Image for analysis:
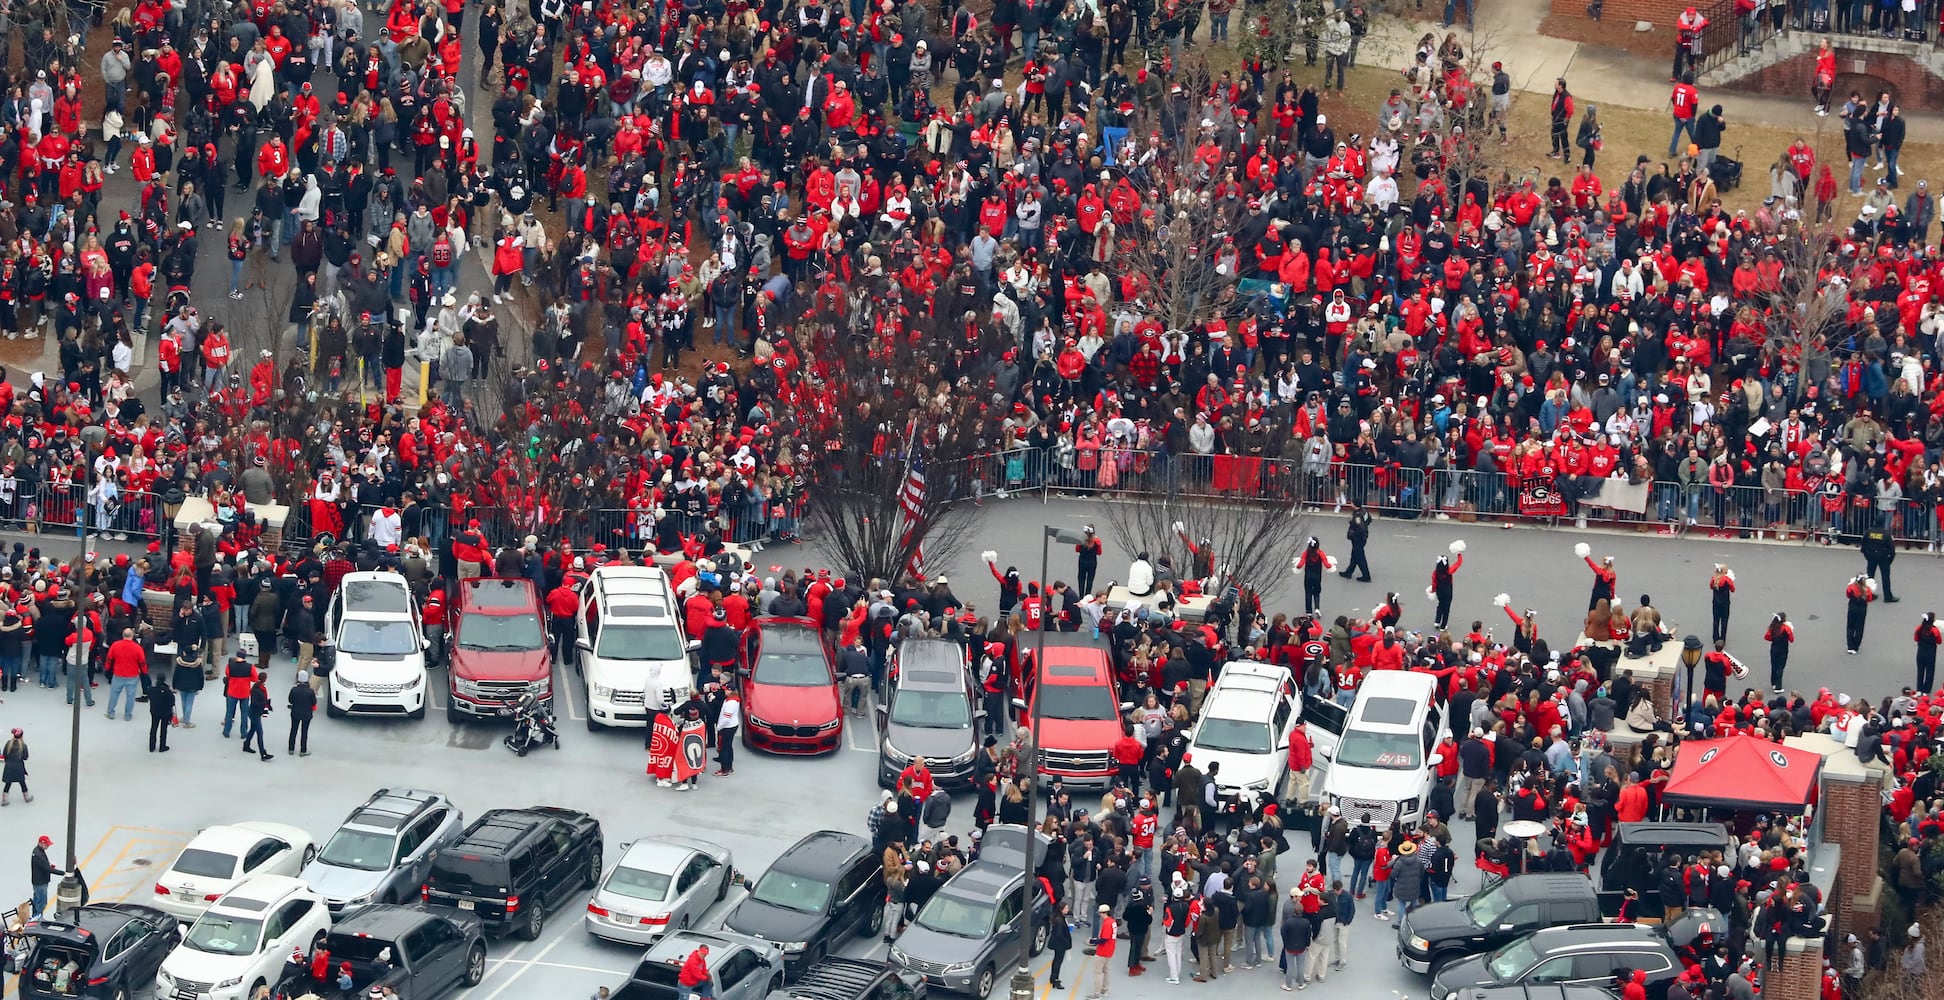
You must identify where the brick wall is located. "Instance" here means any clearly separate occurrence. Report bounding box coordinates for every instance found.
[1725,50,1944,110]
[1549,0,1675,32]
[1762,936,1826,1000]
[1821,768,1889,941]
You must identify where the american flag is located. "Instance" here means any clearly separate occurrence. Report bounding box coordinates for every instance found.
[898,458,928,578]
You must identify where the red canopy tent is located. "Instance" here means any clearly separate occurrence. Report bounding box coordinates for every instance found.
[1660,735,1823,814]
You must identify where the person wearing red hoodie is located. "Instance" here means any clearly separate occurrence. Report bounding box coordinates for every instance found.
[677,945,712,998]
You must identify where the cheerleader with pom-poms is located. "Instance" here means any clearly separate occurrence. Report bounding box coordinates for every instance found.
[1576,542,1616,610]
[1292,537,1336,615]
[1429,540,1465,631]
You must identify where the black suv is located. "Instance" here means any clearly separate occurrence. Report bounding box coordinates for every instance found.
[1398,873,1601,975]
[423,806,604,940]
[722,831,884,977]
[1428,909,1726,1000]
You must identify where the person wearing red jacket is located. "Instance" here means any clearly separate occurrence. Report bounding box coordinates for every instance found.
[677,945,712,998]
[545,583,579,664]
[1287,726,1314,804]
[104,628,148,720]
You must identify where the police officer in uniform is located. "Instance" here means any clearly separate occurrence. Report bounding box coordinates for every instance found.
[1861,523,1899,602]
[1338,502,1372,582]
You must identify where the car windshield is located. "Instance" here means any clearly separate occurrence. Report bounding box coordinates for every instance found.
[344,580,413,615]
[1487,938,1541,980]
[754,650,830,686]
[1037,684,1117,721]
[748,872,832,914]
[458,613,546,652]
[182,913,265,956]
[595,624,687,661]
[1194,716,1274,753]
[914,895,996,938]
[339,620,418,656]
[604,864,674,902]
[1333,729,1421,770]
[171,848,239,879]
[1462,881,1513,926]
[317,828,396,872]
[890,690,972,729]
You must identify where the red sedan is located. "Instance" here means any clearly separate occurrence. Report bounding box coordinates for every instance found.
[739,616,843,754]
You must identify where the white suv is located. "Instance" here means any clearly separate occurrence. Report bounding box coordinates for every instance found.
[156,874,331,1000]
[1186,661,1303,800]
[1321,669,1445,830]
[326,571,428,719]
[577,565,695,730]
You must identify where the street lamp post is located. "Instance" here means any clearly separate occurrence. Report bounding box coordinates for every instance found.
[1012,525,1089,1000]
[1677,634,1703,719]
[58,449,103,917]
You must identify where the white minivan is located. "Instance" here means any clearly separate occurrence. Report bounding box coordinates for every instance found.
[577,565,695,730]
[326,571,428,719]
[1320,670,1445,830]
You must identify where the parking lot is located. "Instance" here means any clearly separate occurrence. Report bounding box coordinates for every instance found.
[0,642,1462,1000]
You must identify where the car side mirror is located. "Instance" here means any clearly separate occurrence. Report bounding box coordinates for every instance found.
[1428,752,1445,767]
[575,637,593,652]
[686,639,702,653]
[1118,701,1134,712]
[1011,697,1027,712]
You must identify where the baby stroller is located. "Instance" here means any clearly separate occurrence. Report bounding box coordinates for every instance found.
[1708,144,1744,191]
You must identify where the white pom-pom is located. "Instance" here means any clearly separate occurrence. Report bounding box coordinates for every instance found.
[1865,578,1878,595]
[1426,586,1438,603]
[1574,542,1592,559]
[1291,555,1305,575]
[1494,593,1511,608]
[1725,569,1736,582]
[981,550,999,564]
[1324,556,1338,572]
[1449,540,1466,555]
[1172,521,1186,534]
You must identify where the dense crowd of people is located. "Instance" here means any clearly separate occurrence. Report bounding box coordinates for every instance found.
[0,0,1936,995]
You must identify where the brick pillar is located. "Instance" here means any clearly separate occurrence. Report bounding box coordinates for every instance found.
[1649,672,1674,721]
[1822,766,1889,940]
[1761,936,1827,1000]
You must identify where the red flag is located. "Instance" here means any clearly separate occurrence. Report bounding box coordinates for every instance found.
[673,720,708,782]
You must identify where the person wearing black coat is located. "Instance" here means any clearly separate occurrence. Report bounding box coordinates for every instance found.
[1278,906,1312,988]
[1047,901,1074,989]
[287,672,318,756]
[241,678,274,761]
[147,680,176,752]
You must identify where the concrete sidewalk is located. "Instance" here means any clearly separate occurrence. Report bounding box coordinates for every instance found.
[1362,0,1944,142]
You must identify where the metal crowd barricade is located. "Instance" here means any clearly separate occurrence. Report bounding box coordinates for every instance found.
[12,485,168,542]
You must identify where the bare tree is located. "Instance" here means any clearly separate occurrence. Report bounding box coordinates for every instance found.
[1098,472,1311,616]
[802,324,986,583]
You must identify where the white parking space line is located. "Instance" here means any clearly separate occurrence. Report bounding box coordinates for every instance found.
[494,959,633,976]
[556,662,586,721]
[481,934,570,1000]
[844,717,877,754]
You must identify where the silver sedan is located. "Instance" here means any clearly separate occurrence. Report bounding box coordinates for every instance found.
[584,835,736,945]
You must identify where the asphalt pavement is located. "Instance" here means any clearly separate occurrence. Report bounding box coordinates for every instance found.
[0,505,1928,1000]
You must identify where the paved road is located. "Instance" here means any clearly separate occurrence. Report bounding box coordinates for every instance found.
[809,497,1940,702]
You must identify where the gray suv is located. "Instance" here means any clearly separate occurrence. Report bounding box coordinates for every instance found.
[887,861,1049,997]
[877,639,982,789]
[302,788,465,911]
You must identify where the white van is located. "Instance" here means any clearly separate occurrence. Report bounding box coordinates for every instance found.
[576,565,695,730]
[1320,670,1445,830]
[1186,661,1303,800]
[326,571,428,718]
